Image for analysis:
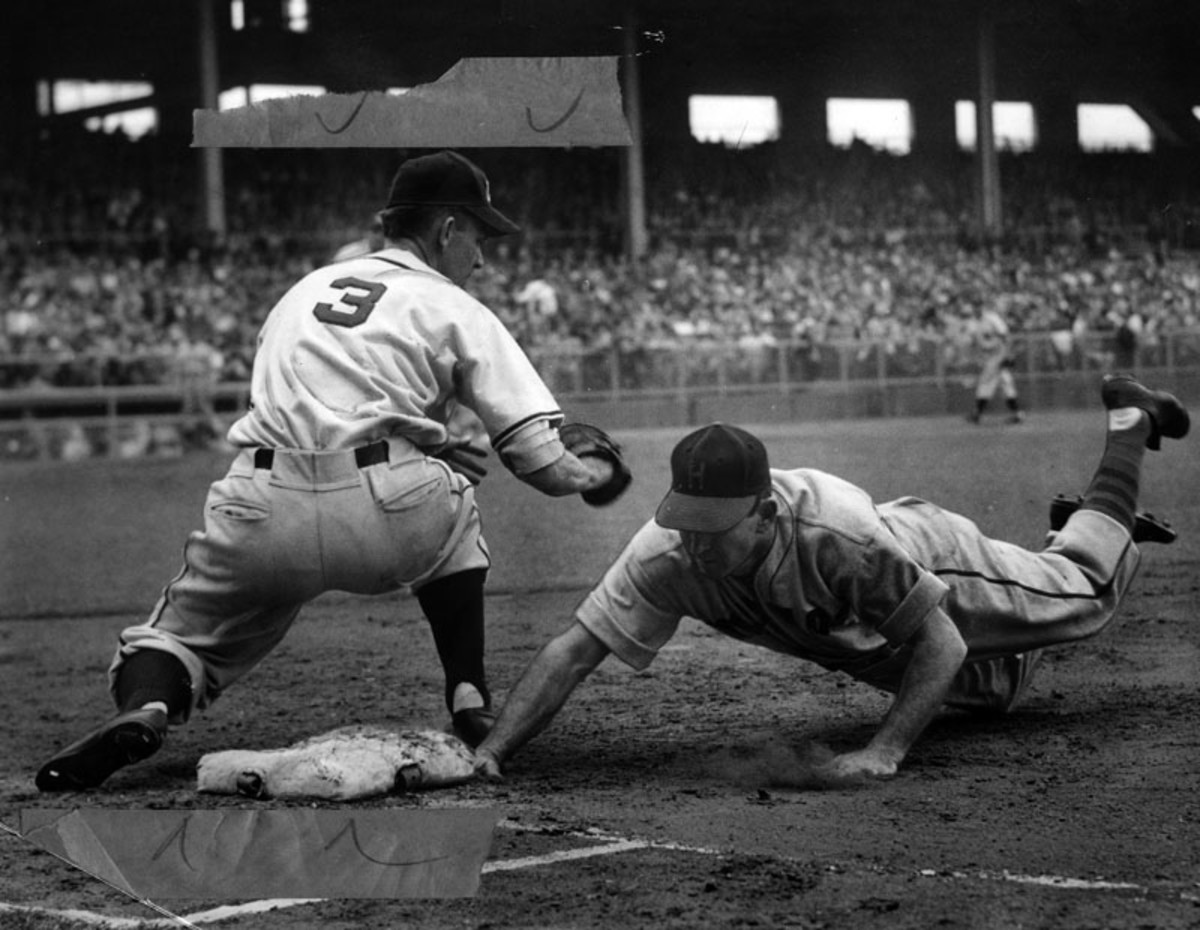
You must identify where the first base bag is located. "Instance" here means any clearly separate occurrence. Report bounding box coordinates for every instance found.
[196,725,475,801]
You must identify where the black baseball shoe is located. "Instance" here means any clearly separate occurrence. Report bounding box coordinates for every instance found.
[449,682,495,748]
[36,707,168,792]
[1101,374,1190,450]
[1049,493,1177,545]
[451,707,497,749]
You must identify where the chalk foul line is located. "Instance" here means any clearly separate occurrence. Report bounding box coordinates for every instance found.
[3,818,1195,927]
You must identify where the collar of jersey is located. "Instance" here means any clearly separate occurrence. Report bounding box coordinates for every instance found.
[371,247,448,282]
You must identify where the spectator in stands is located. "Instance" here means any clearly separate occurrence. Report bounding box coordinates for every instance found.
[4,137,1200,408]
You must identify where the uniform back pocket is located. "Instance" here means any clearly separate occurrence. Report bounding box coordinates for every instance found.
[370,461,447,513]
[211,501,270,521]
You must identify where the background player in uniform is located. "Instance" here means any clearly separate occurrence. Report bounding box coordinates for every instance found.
[36,150,631,792]
[966,304,1024,424]
[474,375,1188,782]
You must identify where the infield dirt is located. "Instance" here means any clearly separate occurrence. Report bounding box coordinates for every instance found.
[2,410,1197,928]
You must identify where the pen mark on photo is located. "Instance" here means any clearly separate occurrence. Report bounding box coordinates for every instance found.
[526,88,584,133]
[316,92,370,134]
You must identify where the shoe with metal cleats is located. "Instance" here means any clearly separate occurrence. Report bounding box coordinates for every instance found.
[449,682,494,749]
[36,707,168,792]
[1100,374,1190,450]
[1049,493,1177,545]
[451,707,497,749]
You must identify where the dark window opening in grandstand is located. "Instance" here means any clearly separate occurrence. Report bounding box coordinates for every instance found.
[1078,104,1152,152]
[827,98,911,154]
[955,101,1036,152]
[688,95,781,148]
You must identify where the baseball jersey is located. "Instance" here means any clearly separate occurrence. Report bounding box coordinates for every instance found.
[227,248,562,464]
[973,309,1010,355]
[577,468,1136,694]
[577,469,950,680]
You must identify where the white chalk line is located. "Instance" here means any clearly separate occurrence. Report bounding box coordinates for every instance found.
[978,870,1196,900]
[0,899,321,929]
[4,819,1195,927]
[987,871,1144,892]
[481,819,724,873]
[481,837,654,873]
[918,868,1160,894]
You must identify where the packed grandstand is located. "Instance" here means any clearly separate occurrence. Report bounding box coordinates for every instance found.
[3,130,1199,400]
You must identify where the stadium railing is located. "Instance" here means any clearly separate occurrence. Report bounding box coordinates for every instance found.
[525,328,1200,396]
[2,329,1198,459]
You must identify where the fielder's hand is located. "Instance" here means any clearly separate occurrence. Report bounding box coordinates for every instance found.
[473,748,503,782]
[823,748,899,781]
[435,441,490,485]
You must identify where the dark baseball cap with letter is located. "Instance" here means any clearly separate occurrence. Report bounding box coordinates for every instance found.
[655,424,772,533]
[383,150,520,237]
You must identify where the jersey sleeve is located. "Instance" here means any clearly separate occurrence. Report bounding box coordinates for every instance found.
[811,523,949,648]
[786,471,949,649]
[448,299,563,455]
[496,417,565,476]
[576,521,684,670]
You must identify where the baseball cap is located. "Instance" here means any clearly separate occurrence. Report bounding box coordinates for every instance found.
[383,150,520,237]
[654,424,771,533]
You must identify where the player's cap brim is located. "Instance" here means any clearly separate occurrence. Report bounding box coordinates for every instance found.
[654,491,757,533]
[463,203,521,237]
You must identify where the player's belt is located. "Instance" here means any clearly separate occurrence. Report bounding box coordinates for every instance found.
[253,440,390,471]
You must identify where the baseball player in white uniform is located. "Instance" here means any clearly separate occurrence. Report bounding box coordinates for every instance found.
[474,375,1188,782]
[967,305,1024,424]
[37,151,630,792]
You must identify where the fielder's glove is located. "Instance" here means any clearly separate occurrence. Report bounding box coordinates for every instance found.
[558,422,633,506]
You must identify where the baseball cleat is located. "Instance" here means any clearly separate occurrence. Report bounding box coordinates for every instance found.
[1100,374,1190,450]
[450,681,494,748]
[36,707,167,792]
[451,707,496,749]
[1049,494,1177,544]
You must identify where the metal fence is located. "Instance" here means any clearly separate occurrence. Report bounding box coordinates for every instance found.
[527,328,1200,400]
[2,328,1199,460]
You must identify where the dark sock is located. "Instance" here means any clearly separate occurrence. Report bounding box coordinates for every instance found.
[1005,397,1020,412]
[416,569,490,712]
[114,650,192,717]
[975,399,988,415]
[1079,411,1151,533]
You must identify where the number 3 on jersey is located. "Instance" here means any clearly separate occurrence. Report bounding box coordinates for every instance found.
[313,277,386,327]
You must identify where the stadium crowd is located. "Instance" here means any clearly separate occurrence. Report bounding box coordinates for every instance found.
[3,130,1200,393]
